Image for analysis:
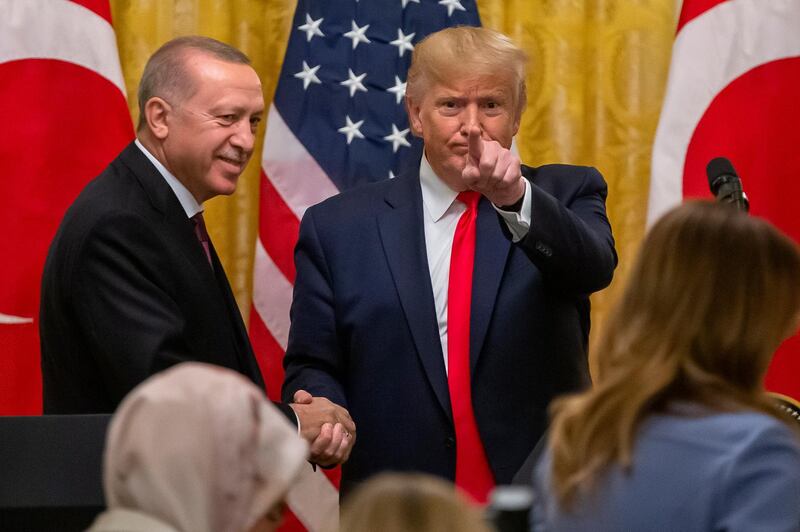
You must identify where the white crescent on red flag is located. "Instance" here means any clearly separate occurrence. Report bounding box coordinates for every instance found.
[649,0,800,399]
[0,0,133,414]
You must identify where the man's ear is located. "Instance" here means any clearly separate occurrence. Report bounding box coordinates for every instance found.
[143,97,171,140]
[405,96,423,138]
[512,112,521,138]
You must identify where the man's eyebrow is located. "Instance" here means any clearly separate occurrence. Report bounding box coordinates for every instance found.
[477,89,508,98]
[208,105,264,116]
[434,94,465,102]
[208,106,239,115]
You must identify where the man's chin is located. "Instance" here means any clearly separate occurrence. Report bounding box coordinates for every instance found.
[433,165,468,191]
[209,175,240,197]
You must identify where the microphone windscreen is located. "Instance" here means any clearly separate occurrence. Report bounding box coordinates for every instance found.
[706,157,738,194]
[706,157,739,196]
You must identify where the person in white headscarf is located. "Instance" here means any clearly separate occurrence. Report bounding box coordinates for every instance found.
[88,362,309,532]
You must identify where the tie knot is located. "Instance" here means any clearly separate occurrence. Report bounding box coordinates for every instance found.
[456,191,480,210]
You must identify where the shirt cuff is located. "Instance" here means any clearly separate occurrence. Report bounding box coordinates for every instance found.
[493,179,532,242]
[290,405,302,434]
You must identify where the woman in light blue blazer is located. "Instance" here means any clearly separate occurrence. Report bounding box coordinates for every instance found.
[532,201,800,532]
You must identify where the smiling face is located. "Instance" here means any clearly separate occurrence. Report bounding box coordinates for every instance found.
[406,75,521,191]
[159,51,264,203]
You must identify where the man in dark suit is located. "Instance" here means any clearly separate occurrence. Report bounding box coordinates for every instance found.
[40,36,354,465]
[282,26,617,499]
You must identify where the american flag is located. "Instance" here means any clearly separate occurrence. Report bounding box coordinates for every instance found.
[249,0,480,529]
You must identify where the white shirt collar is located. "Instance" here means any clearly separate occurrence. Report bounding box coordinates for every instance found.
[135,139,203,218]
[419,152,459,223]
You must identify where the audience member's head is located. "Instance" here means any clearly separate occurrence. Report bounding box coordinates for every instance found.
[548,201,800,505]
[88,363,308,532]
[339,473,492,532]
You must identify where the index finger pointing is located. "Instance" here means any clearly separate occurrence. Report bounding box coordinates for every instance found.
[467,126,482,163]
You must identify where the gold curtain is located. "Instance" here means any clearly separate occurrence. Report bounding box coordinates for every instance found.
[110,0,296,323]
[479,0,677,373]
[110,0,678,372]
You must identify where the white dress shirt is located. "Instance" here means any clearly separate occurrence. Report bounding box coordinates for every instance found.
[419,153,532,372]
[135,139,203,219]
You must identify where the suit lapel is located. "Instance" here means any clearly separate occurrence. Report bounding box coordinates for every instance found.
[119,142,220,287]
[208,241,265,388]
[378,175,452,420]
[119,142,264,386]
[470,199,511,372]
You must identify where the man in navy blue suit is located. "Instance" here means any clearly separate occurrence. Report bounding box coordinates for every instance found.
[283,26,617,500]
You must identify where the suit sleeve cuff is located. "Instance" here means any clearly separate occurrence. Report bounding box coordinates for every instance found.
[493,179,532,242]
[274,400,301,434]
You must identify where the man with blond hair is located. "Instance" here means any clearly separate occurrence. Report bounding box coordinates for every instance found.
[283,26,617,500]
[41,36,354,466]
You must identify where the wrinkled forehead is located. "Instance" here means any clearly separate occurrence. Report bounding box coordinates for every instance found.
[411,61,523,109]
[431,75,516,96]
[180,55,263,106]
[185,52,259,85]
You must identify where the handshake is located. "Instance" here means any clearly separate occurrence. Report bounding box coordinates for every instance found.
[290,390,356,466]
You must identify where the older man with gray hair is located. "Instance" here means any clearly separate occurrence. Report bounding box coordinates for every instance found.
[41,36,355,466]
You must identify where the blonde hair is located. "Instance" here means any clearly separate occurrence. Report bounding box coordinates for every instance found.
[548,201,800,507]
[137,36,251,131]
[339,473,491,532]
[406,26,528,117]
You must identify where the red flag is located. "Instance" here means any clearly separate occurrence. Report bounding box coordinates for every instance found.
[0,0,133,414]
[649,0,800,399]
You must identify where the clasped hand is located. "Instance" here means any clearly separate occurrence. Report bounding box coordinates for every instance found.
[290,390,356,467]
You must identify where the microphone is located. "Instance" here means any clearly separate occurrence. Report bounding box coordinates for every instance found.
[485,485,534,532]
[706,157,749,212]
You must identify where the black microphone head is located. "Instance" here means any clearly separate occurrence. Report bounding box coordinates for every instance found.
[706,157,738,195]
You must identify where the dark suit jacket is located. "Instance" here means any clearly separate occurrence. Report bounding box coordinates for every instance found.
[282,163,616,494]
[40,142,281,416]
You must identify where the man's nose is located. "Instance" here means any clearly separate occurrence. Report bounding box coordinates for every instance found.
[230,120,256,152]
[460,103,480,135]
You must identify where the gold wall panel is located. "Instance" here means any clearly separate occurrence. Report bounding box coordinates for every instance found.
[479,0,677,373]
[110,0,296,322]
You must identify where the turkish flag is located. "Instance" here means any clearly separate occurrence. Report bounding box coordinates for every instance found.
[0,0,133,414]
[649,0,800,399]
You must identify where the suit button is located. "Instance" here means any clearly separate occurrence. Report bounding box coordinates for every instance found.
[445,437,455,449]
[535,241,553,257]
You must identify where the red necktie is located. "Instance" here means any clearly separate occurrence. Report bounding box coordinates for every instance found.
[191,213,213,266]
[447,191,495,504]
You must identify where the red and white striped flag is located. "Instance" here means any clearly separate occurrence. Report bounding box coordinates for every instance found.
[649,0,800,399]
[250,104,342,532]
[0,0,133,414]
